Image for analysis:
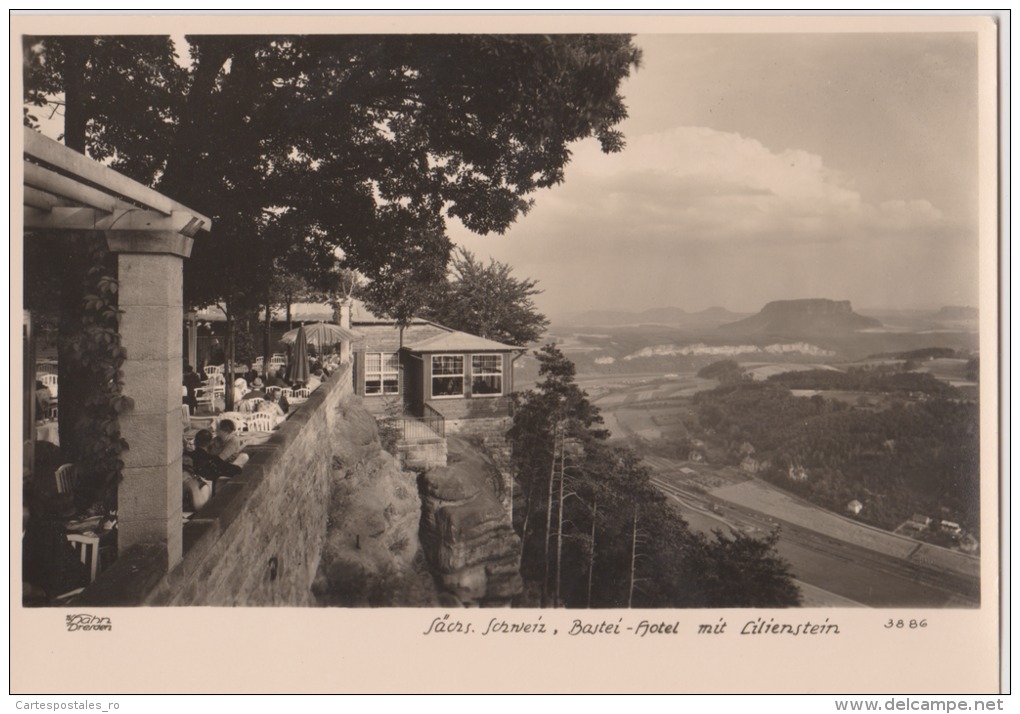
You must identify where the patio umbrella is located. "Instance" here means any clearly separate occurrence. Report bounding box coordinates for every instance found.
[287,324,310,386]
[281,321,353,349]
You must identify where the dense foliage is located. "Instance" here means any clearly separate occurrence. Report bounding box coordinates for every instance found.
[24,33,639,477]
[690,381,979,531]
[510,345,800,608]
[767,368,957,396]
[423,248,549,346]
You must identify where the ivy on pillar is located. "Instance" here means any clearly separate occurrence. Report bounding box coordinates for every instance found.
[106,230,194,569]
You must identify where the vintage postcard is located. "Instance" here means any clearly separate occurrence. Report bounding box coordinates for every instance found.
[10,13,1004,694]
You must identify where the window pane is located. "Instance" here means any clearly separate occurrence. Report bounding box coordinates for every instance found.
[382,377,399,394]
[432,355,464,375]
[432,376,464,397]
[366,353,381,371]
[382,353,399,371]
[365,378,382,395]
[472,354,501,374]
[472,375,502,395]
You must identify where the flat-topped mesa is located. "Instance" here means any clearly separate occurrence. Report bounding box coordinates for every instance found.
[721,298,881,335]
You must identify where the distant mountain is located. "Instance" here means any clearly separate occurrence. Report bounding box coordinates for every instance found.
[936,305,978,320]
[560,306,746,328]
[720,299,881,335]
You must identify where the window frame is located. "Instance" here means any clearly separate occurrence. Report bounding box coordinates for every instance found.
[364,351,400,396]
[470,353,504,397]
[430,353,465,399]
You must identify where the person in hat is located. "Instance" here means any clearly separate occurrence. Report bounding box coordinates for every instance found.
[241,376,266,401]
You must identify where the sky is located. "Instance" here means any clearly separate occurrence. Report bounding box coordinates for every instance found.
[451,33,981,317]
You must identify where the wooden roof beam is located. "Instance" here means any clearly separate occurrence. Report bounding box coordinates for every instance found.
[23,127,212,231]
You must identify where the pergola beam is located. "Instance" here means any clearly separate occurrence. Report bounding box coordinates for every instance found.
[24,186,76,212]
[23,127,212,229]
[25,161,130,214]
[25,207,207,235]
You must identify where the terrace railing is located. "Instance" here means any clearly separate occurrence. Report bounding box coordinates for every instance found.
[401,403,445,440]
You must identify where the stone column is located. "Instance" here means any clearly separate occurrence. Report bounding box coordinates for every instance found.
[106,230,194,568]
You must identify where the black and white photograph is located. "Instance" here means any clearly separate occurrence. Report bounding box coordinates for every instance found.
[12,12,1004,695]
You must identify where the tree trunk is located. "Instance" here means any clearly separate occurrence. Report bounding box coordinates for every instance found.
[224,313,235,412]
[587,498,597,609]
[628,506,638,609]
[542,425,557,608]
[554,444,565,608]
[54,38,92,465]
[519,481,533,561]
[263,301,272,380]
[285,296,292,331]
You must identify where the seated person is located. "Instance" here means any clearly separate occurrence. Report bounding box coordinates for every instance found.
[209,419,243,463]
[190,429,243,488]
[232,377,248,403]
[278,390,290,415]
[241,376,266,401]
[183,364,203,412]
[271,367,290,388]
[306,368,323,392]
[34,381,52,420]
[258,391,286,418]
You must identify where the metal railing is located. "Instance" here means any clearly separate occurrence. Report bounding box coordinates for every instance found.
[401,403,445,440]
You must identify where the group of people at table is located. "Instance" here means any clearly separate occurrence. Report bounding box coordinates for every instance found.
[180,360,330,513]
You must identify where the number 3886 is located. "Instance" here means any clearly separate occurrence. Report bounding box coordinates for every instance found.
[884,619,927,629]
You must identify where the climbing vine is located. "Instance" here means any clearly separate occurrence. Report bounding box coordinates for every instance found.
[65,236,132,508]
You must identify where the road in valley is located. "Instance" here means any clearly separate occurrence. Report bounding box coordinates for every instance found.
[588,372,981,608]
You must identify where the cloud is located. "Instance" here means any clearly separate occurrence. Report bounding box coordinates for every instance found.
[543,126,945,246]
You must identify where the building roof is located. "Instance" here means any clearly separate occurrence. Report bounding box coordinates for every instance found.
[404,330,522,353]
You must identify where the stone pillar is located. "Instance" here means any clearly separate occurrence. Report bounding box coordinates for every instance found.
[106,231,194,568]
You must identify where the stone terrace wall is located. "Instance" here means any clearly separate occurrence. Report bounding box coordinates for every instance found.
[80,363,352,606]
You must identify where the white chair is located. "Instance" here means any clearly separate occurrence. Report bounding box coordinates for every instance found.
[40,373,58,398]
[281,387,294,399]
[265,386,282,398]
[206,373,225,387]
[66,533,101,583]
[292,387,311,400]
[205,365,223,376]
[45,402,59,420]
[217,412,248,432]
[246,412,274,432]
[194,387,214,412]
[55,463,78,495]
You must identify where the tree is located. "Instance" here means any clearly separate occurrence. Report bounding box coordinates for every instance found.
[25,34,642,310]
[425,247,550,346]
[24,34,642,465]
[509,345,801,608]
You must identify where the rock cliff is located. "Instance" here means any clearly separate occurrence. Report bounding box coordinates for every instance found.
[418,438,523,606]
[312,395,440,607]
[721,298,881,335]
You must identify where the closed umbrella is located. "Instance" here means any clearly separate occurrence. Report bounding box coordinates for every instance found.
[287,324,310,386]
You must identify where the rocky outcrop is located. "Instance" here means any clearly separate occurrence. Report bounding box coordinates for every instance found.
[313,395,440,607]
[419,439,522,606]
[721,298,881,335]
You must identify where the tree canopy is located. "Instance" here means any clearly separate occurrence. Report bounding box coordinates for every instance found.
[24,34,642,315]
[509,345,801,608]
[419,247,550,346]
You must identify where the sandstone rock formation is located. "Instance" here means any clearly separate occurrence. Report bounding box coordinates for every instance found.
[419,438,522,606]
[721,298,881,335]
[313,394,440,607]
